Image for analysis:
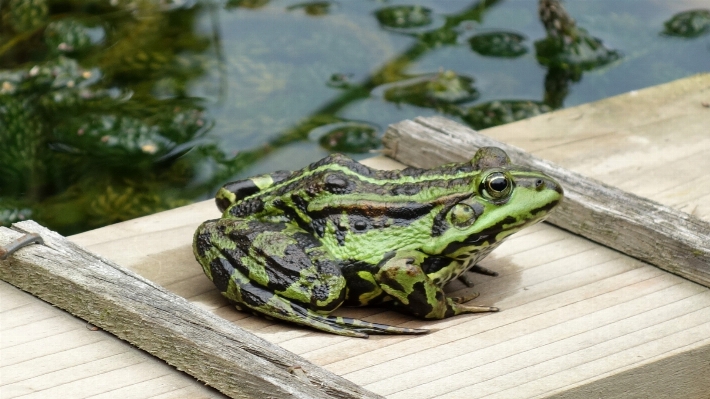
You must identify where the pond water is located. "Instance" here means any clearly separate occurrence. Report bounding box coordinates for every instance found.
[1,0,709,235]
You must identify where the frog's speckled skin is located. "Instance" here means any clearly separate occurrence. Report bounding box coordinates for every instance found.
[193,148,563,337]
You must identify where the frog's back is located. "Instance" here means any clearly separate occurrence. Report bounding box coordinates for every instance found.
[216,153,481,223]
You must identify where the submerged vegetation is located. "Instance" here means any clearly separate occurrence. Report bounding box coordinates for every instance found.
[0,0,217,233]
[0,0,707,234]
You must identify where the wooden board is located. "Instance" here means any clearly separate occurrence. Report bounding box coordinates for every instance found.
[1,280,225,399]
[0,221,383,399]
[2,73,710,398]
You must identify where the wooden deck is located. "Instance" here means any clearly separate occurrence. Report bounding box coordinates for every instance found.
[2,73,710,398]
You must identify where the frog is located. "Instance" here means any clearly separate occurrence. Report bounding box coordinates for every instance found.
[193,147,563,338]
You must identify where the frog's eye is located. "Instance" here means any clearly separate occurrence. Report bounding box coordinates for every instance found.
[450,203,477,228]
[481,172,512,200]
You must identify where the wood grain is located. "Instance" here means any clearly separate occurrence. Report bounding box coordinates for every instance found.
[0,221,383,399]
[382,116,710,289]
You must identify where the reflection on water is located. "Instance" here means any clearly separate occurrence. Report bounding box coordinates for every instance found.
[0,0,708,234]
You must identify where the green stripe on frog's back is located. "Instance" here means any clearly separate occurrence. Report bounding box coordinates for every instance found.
[264,155,479,200]
[223,155,486,237]
[220,155,462,202]
[223,154,560,233]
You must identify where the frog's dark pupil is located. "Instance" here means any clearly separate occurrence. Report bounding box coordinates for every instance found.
[354,220,367,230]
[489,176,508,192]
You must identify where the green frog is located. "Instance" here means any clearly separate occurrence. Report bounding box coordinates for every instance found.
[193,147,562,338]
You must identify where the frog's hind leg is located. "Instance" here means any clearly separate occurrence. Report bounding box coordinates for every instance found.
[229,279,429,338]
[195,218,427,338]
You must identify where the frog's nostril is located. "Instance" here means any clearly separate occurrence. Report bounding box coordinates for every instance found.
[535,179,545,189]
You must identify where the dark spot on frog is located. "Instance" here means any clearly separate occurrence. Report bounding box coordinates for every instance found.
[530,199,560,216]
[237,282,272,308]
[312,218,327,237]
[194,225,217,257]
[290,194,309,213]
[324,173,352,194]
[382,278,406,295]
[440,215,516,252]
[262,258,302,292]
[349,214,370,233]
[383,203,434,225]
[230,179,256,195]
[335,226,347,246]
[311,283,331,304]
[292,231,320,250]
[446,178,467,189]
[209,257,235,293]
[421,256,453,275]
[394,281,434,318]
[341,266,381,305]
[218,179,260,211]
[229,197,265,217]
[391,184,421,196]
[272,198,312,233]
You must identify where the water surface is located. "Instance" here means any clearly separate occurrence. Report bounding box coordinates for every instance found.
[1,0,708,234]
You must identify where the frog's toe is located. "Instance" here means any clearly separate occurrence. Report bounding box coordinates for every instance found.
[456,303,499,314]
[467,264,499,277]
[294,310,430,337]
[328,316,430,336]
[457,273,476,287]
[450,292,480,304]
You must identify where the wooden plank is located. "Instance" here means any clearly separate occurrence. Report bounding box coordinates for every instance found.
[0,282,225,399]
[542,343,710,399]
[381,116,710,289]
[0,221,383,399]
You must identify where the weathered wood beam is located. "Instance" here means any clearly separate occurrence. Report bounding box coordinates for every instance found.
[0,221,383,399]
[382,116,710,288]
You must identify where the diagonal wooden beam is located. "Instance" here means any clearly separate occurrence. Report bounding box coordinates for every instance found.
[0,220,383,399]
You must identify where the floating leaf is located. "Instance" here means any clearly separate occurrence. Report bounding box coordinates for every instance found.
[375,6,433,30]
[463,100,551,129]
[663,9,710,38]
[469,31,528,58]
[310,122,380,153]
[384,70,478,108]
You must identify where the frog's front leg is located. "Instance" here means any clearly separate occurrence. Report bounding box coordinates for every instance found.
[376,250,499,319]
[457,264,499,287]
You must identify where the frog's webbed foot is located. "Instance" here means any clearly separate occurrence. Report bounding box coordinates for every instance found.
[457,264,499,287]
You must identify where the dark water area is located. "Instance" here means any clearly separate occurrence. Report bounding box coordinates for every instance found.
[1,0,709,235]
